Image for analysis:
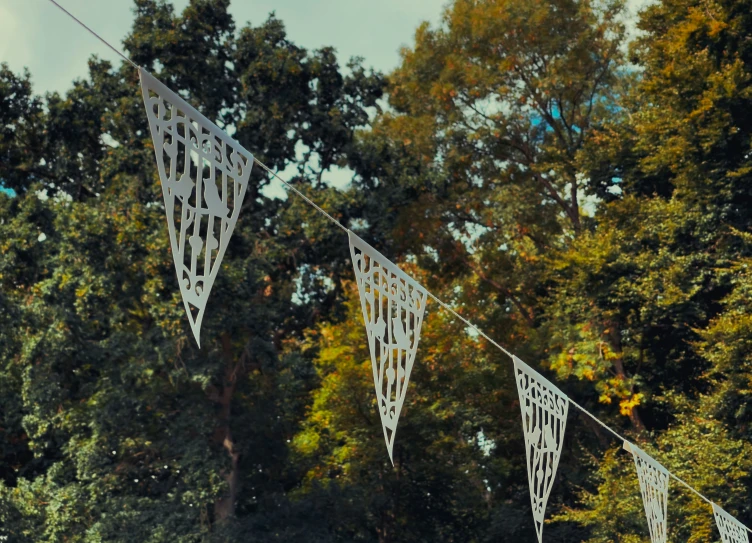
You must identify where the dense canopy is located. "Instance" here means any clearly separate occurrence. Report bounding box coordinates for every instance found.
[1,0,751,541]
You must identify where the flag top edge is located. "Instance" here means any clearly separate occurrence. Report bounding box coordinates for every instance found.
[512,355,569,401]
[138,68,254,163]
[348,230,428,296]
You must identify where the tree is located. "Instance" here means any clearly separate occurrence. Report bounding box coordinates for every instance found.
[285,4,630,540]
[344,0,633,427]
[544,0,752,537]
[3,0,752,540]
[336,0,752,539]
[0,0,383,540]
[292,280,534,543]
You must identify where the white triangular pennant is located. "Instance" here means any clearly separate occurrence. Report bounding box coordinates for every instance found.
[139,69,253,347]
[348,231,428,464]
[624,442,669,543]
[714,503,750,543]
[513,356,569,543]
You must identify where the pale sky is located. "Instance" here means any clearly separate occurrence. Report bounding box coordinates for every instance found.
[0,0,447,96]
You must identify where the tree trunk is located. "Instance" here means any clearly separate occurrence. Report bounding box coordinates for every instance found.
[608,325,647,434]
[214,334,242,521]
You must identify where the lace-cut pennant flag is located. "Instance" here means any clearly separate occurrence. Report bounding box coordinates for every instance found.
[139,69,253,347]
[624,442,669,543]
[714,503,750,543]
[513,356,569,543]
[348,231,428,464]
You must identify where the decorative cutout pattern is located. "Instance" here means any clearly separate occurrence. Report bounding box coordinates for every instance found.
[625,442,669,543]
[714,504,749,543]
[349,231,428,464]
[140,69,253,347]
[513,356,569,543]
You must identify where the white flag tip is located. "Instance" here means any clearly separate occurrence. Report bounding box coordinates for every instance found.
[383,425,396,466]
[534,520,544,543]
[182,300,204,348]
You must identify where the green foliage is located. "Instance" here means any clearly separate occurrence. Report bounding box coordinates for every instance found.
[0,1,383,540]
[2,0,752,540]
[292,282,525,542]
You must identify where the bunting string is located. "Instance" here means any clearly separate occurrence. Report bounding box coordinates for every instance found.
[40,0,752,537]
[48,0,139,70]
[248,94,752,538]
